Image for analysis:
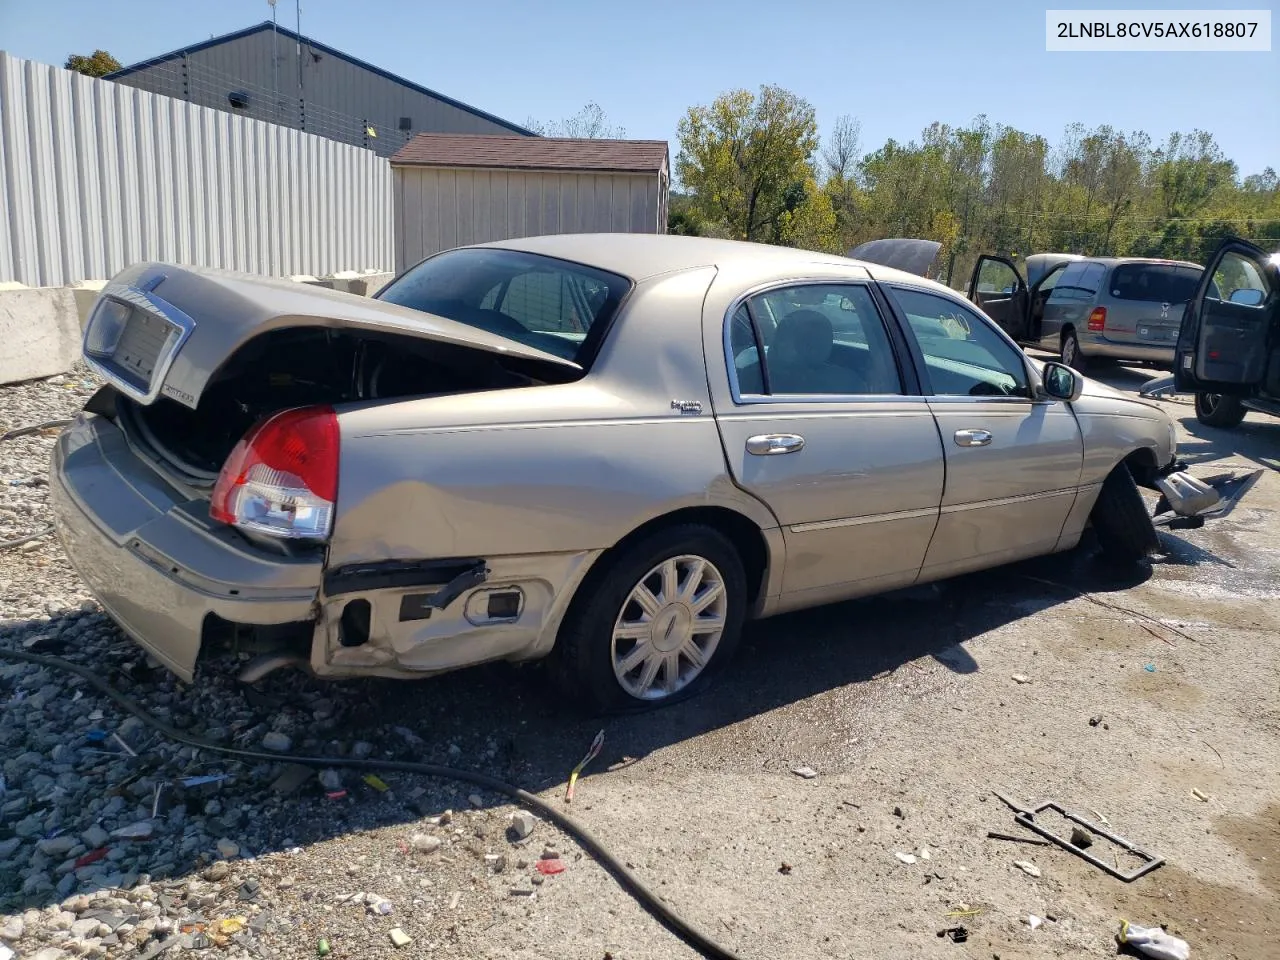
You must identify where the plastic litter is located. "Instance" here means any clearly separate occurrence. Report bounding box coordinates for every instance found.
[316,939,331,957]
[1118,921,1190,960]
[212,917,245,936]
[362,774,390,792]
[565,729,604,803]
[536,858,566,876]
[1028,915,1043,930]
[1144,663,1157,673]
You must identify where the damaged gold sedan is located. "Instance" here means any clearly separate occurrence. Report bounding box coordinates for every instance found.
[51,235,1248,712]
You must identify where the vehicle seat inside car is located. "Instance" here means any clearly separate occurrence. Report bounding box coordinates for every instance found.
[768,309,862,394]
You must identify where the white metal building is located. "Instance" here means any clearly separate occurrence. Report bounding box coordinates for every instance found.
[391,134,670,271]
[106,22,534,159]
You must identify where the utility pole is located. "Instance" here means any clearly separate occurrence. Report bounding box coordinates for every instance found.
[268,0,279,119]
[296,0,305,132]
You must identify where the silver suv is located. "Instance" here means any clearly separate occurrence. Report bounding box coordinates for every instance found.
[968,254,1204,371]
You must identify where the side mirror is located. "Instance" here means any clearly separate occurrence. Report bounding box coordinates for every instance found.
[1228,287,1265,306]
[1041,361,1083,402]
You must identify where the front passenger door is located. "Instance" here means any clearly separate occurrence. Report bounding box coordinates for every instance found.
[967,255,1030,341]
[887,286,1084,580]
[1174,238,1278,395]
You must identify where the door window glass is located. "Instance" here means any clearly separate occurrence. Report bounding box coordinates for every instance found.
[730,284,903,397]
[977,259,1021,295]
[1210,252,1271,305]
[890,287,1030,398]
[1109,263,1202,303]
[1048,261,1103,304]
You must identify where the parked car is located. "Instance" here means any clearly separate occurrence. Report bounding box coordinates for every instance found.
[968,253,1204,371]
[1171,237,1280,428]
[52,236,1248,712]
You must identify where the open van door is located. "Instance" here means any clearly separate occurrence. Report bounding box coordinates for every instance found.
[1174,238,1279,394]
[967,255,1029,340]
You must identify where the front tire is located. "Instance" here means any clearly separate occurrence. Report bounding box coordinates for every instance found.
[552,525,747,714]
[1061,329,1087,371]
[1194,392,1246,428]
[1090,464,1159,564]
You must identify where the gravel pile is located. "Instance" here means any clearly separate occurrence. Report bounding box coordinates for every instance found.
[1,375,578,960]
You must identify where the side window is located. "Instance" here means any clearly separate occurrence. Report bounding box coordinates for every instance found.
[1047,262,1095,303]
[1080,263,1106,296]
[1210,252,1271,306]
[729,284,903,397]
[1037,264,1067,295]
[977,259,1021,295]
[890,287,1030,398]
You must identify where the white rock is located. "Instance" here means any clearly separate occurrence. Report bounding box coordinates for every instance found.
[69,917,100,938]
[1028,915,1044,930]
[1013,859,1041,877]
[1012,674,1031,684]
[919,847,931,860]
[1,917,24,939]
[409,833,441,854]
[509,810,536,841]
[895,852,917,864]
[791,765,819,779]
[262,732,292,752]
[216,838,241,859]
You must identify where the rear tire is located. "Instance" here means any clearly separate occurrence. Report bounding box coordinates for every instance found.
[1194,392,1246,428]
[1061,329,1087,372]
[1090,464,1159,564]
[551,525,747,715]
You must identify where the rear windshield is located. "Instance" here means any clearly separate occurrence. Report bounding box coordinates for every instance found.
[379,248,631,363]
[1109,263,1202,303]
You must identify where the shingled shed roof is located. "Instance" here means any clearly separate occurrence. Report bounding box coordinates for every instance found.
[391,134,669,174]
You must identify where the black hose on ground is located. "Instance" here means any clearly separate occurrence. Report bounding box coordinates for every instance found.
[0,419,75,550]
[0,646,747,960]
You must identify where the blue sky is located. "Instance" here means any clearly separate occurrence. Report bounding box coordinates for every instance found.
[2,0,1276,176]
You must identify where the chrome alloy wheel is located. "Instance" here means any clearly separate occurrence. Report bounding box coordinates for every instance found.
[610,555,727,700]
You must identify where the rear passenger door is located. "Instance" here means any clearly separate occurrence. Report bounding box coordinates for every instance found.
[885,285,1084,579]
[710,280,946,609]
[1175,239,1279,395]
[1040,262,1104,349]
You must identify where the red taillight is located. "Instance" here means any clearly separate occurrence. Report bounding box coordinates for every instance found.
[1087,307,1107,332]
[210,406,339,539]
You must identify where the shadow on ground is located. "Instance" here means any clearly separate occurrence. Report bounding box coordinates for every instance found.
[1,531,1193,913]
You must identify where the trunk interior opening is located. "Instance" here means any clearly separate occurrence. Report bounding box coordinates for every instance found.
[118,326,562,483]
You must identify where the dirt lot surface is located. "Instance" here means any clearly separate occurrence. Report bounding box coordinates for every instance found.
[2,362,1277,960]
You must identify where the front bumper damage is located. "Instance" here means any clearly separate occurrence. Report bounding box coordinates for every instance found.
[1150,463,1264,530]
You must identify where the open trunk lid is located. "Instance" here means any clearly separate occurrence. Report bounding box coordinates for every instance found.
[847,239,942,278]
[84,262,582,411]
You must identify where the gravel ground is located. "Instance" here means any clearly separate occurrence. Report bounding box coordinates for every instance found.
[1,363,1277,960]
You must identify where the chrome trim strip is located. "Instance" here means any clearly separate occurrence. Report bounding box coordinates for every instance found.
[940,487,1077,514]
[82,280,197,406]
[789,506,938,534]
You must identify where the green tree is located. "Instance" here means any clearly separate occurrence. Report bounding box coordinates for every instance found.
[675,85,819,243]
[64,50,122,77]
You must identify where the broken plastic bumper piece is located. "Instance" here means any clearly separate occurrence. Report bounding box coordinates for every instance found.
[1153,468,1263,529]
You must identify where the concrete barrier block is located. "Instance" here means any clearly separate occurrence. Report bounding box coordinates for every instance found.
[348,272,395,297]
[0,288,82,385]
[71,279,108,329]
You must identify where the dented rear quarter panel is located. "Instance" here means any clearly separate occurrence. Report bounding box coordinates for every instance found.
[326,266,783,571]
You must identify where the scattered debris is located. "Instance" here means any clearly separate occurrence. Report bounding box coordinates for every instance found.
[919,847,931,860]
[216,838,241,859]
[936,926,968,943]
[1014,801,1164,881]
[467,794,484,808]
[895,852,917,865]
[509,886,536,897]
[238,878,260,901]
[318,769,343,792]
[1070,826,1094,849]
[261,731,293,752]
[1144,663,1157,673]
[893,805,906,819]
[1011,674,1031,684]
[316,939,331,957]
[270,764,314,796]
[212,918,245,937]
[1027,915,1044,930]
[1118,921,1191,960]
[566,729,605,803]
[388,928,413,948]
[536,858,566,876]
[509,810,536,841]
[1013,860,1041,878]
[987,831,1051,847]
[410,833,441,854]
[1191,788,1210,802]
[777,862,792,875]
[1089,714,1104,727]
[362,774,390,793]
[791,765,819,779]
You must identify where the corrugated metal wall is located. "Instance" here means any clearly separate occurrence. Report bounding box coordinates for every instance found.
[395,167,663,271]
[0,52,393,288]
[113,28,527,160]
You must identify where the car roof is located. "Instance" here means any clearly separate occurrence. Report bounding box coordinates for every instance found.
[472,233,961,295]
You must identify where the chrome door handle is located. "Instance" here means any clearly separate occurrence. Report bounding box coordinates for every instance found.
[746,433,806,456]
[953,428,993,447]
